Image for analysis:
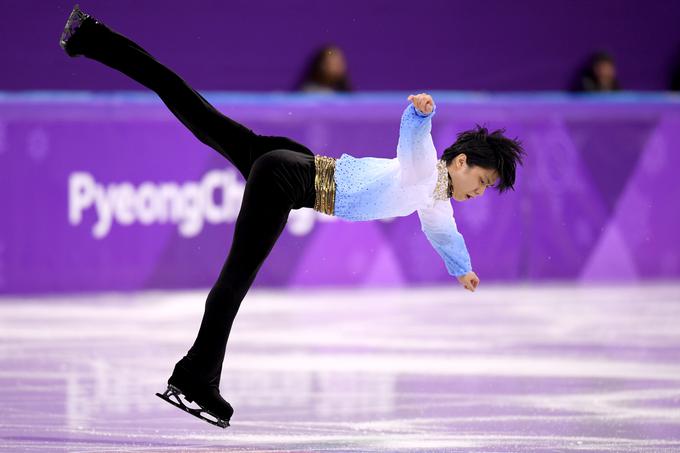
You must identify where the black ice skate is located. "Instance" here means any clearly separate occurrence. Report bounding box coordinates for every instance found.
[59,4,99,57]
[156,383,233,429]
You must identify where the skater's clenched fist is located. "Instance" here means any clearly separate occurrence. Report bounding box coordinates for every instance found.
[457,271,479,292]
[407,93,435,115]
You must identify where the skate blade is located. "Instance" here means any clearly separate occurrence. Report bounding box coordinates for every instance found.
[156,384,230,429]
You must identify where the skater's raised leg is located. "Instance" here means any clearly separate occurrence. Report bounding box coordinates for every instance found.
[60,5,313,179]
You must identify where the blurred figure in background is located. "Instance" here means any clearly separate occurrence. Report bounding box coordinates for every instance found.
[296,45,352,93]
[669,43,680,92]
[573,51,621,92]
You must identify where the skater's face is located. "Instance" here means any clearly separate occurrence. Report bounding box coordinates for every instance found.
[447,154,499,202]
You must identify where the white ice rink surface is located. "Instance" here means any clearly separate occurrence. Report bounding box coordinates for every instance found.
[1,282,680,452]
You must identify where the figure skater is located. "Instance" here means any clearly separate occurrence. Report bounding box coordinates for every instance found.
[59,5,526,429]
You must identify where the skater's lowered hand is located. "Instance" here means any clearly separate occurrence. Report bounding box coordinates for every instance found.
[407,93,434,115]
[457,271,479,292]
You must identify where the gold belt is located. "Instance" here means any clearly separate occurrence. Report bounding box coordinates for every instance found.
[313,154,336,216]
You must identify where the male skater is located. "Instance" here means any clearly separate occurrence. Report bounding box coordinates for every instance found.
[59,5,526,429]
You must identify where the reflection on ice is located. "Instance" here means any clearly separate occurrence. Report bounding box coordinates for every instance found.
[1,283,679,451]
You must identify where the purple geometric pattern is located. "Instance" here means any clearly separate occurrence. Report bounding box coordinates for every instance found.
[0,93,678,294]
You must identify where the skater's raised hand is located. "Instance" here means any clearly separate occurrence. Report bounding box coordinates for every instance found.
[457,271,479,292]
[407,93,435,115]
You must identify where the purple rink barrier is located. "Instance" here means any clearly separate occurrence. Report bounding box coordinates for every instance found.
[1,92,679,294]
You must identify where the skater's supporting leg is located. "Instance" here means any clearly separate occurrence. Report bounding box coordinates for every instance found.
[174,150,299,388]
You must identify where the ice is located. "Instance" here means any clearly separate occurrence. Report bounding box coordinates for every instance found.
[1,283,679,451]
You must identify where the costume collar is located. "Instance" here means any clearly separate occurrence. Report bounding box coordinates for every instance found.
[433,159,453,200]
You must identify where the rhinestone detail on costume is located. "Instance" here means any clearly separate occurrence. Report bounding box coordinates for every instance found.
[313,155,337,215]
[433,159,453,200]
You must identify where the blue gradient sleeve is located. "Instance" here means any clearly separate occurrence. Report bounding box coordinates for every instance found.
[396,103,437,185]
[417,199,472,277]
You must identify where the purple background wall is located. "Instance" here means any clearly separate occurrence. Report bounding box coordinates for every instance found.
[2,0,680,92]
[1,92,679,294]
[2,1,680,294]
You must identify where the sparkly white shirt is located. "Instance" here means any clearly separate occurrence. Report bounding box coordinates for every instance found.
[333,104,472,277]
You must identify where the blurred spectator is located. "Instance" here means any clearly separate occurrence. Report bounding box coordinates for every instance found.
[670,44,680,91]
[572,51,621,92]
[296,45,352,93]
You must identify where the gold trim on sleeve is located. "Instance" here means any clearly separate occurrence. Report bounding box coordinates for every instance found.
[313,154,337,215]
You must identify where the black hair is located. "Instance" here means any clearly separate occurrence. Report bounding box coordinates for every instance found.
[440,124,526,194]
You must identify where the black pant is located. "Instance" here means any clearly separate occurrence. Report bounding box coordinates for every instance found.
[79,21,317,389]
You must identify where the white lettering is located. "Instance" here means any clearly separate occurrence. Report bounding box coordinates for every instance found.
[67,169,330,239]
[92,185,113,239]
[68,172,96,225]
